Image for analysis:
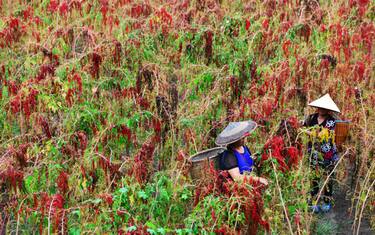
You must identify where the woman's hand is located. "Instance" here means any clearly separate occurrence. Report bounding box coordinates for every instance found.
[257,177,268,186]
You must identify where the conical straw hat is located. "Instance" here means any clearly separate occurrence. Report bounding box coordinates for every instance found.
[308,94,340,113]
[215,120,257,146]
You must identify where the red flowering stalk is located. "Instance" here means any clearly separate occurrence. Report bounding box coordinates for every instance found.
[137,96,150,109]
[359,22,374,55]
[282,40,291,57]
[66,72,82,105]
[342,28,351,62]
[245,19,251,31]
[261,136,289,172]
[287,116,299,129]
[214,225,232,235]
[100,193,114,206]
[8,80,19,96]
[10,143,30,168]
[0,17,26,48]
[22,88,39,119]
[250,61,259,82]
[65,88,74,106]
[195,162,270,231]
[70,0,83,15]
[10,95,21,114]
[157,8,172,24]
[262,19,269,31]
[90,52,102,79]
[353,61,365,82]
[262,99,274,118]
[36,64,56,82]
[56,171,69,195]
[59,1,69,16]
[151,117,162,143]
[319,58,330,80]
[22,6,34,21]
[37,115,52,139]
[229,76,239,98]
[47,0,59,13]
[98,154,111,176]
[100,0,109,24]
[286,146,302,169]
[130,3,152,18]
[118,124,132,142]
[295,57,308,82]
[128,140,155,183]
[75,131,88,155]
[112,40,122,65]
[205,30,213,62]
[0,167,24,193]
[72,73,82,94]
[39,193,65,233]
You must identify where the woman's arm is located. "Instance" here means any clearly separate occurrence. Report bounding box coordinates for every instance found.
[228,167,243,181]
[228,167,268,186]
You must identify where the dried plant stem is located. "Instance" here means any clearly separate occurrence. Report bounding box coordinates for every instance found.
[271,158,293,235]
[15,197,27,235]
[355,178,375,235]
[47,196,56,235]
[314,149,349,209]
[353,157,375,234]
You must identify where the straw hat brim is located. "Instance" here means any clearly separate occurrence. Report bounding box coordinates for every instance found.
[215,120,257,146]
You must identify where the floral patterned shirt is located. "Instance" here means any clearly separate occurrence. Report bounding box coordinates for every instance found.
[304,113,339,166]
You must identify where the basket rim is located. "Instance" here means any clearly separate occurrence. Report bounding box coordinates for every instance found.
[189,147,226,162]
[335,120,351,123]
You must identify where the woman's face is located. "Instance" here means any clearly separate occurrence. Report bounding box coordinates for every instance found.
[230,138,245,149]
[317,108,329,116]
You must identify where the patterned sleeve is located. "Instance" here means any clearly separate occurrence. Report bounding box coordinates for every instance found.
[324,117,336,131]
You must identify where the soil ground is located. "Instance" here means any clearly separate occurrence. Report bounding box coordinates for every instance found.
[315,162,373,235]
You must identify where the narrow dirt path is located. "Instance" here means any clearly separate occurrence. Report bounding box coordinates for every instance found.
[315,162,373,235]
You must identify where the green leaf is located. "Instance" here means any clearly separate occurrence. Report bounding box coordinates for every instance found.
[2,86,8,99]
[288,205,297,215]
[180,193,189,201]
[145,221,157,229]
[126,226,137,232]
[71,210,81,218]
[180,118,194,128]
[119,187,128,194]
[137,190,149,200]
[24,175,35,193]
[91,198,102,204]
[157,228,166,234]
[52,47,60,56]
[68,227,81,235]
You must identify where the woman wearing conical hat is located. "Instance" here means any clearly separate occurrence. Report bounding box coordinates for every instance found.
[303,94,340,213]
[216,120,268,185]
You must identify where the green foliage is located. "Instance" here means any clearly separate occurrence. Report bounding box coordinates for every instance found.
[1,0,374,234]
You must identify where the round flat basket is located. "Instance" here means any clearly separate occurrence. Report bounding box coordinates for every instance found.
[189,147,226,182]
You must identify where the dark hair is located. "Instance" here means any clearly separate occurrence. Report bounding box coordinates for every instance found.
[228,138,244,150]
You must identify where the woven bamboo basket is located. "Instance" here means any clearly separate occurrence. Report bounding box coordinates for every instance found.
[335,120,350,146]
[189,147,226,182]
